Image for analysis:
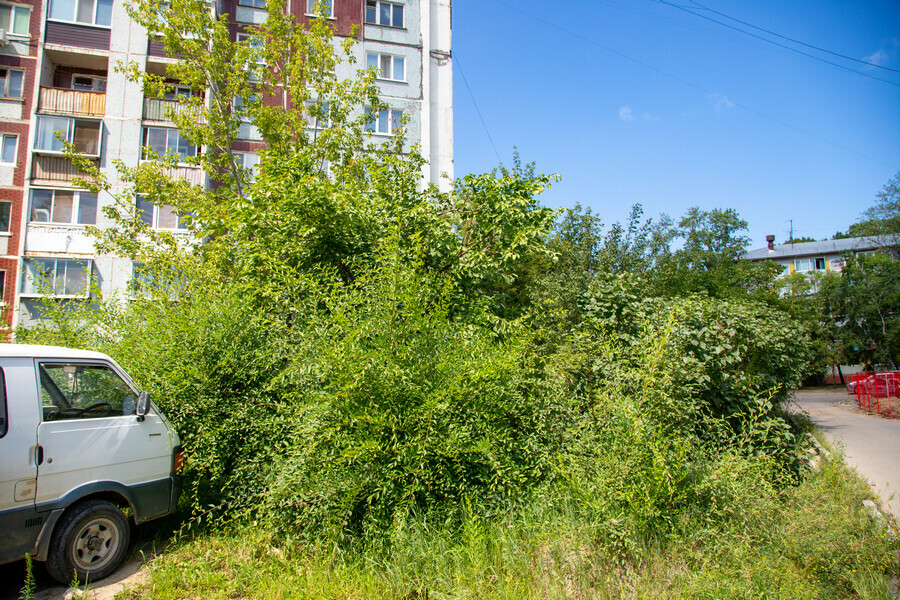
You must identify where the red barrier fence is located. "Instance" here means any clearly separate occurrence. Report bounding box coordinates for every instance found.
[849,371,900,418]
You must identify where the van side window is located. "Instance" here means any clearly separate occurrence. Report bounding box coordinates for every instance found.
[39,363,136,421]
[0,367,6,438]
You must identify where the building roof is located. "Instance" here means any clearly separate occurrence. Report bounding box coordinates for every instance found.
[744,235,900,261]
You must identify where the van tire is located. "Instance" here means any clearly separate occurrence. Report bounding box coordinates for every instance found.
[45,500,131,585]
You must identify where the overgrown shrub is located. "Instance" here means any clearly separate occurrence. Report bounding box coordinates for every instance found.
[255,265,577,537]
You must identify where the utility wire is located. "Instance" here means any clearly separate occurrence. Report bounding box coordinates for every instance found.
[652,0,900,87]
[686,0,900,74]
[487,0,895,168]
[455,53,502,164]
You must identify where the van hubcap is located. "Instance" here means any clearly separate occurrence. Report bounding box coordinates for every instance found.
[73,517,119,570]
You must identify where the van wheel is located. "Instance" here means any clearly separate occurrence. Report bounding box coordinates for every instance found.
[45,500,131,585]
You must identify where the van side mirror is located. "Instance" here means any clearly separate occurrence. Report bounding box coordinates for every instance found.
[136,391,151,422]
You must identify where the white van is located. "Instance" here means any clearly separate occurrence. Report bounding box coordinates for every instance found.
[0,344,183,584]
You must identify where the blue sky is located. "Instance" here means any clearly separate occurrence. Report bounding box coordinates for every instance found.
[450,0,900,250]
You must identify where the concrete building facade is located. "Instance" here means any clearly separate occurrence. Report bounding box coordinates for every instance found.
[0,0,452,328]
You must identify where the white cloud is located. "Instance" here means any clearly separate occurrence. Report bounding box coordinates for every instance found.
[864,49,889,66]
[711,93,734,113]
[619,106,636,122]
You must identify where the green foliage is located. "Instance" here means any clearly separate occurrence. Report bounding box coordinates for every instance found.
[18,554,34,600]
[124,446,898,600]
[253,265,574,537]
[820,252,900,369]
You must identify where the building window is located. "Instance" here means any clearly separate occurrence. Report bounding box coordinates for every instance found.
[71,75,106,92]
[142,127,197,161]
[0,3,30,36]
[795,257,826,272]
[137,196,188,230]
[236,33,264,80]
[29,189,97,225]
[48,0,113,27]
[239,0,266,6]
[305,101,330,129]
[21,257,92,297]
[365,107,403,135]
[305,0,332,16]
[34,116,102,155]
[365,0,403,27]
[0,68,24,99]
[0,134,16,163]
[367,52,405,81]
[164,84,193,100]
[233,152,260,181]
[0,200,10,233]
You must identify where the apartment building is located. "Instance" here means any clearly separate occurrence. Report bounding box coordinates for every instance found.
[0,0,452,328]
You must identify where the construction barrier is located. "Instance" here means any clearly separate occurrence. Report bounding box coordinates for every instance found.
[849,371,900,418]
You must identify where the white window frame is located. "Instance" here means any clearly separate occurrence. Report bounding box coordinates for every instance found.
[236,33,265,81]
[238,0,266,7]
[34,116,102,156]
[0,200,10,233]
[305,101,330,129]
[20,257,93,298]
[305,0,333,17]
[164,84,193,100]
[0,2,30,36]
[233,152,260,181]
[794,257,826,272]
[136,196,189,230]
[141,126,197,162]
[0,133,17,163]
[365,107,403,136]
[71,74,107,92]
[365,0,403,28]
[29,188,97,225]
[47,0,113,27]
[366,52,405,82]
[0,68,25,99]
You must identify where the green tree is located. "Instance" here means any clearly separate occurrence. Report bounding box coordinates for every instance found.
[821,252,900,370]
[663,207,780,299]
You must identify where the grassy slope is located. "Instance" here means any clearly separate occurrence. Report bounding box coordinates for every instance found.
[117,445,898,600]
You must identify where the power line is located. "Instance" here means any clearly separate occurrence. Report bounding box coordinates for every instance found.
[686,0,900,74]
[651,0,900,87]
[486,0,896,169]
[455,53,502,165]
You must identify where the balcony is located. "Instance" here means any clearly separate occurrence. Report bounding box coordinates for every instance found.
[31,155,98,186]
[165,165,203,186]
[143,98,205,124]
[38,87,105,117]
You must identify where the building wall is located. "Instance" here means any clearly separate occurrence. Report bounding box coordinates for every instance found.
[0,0,43,327]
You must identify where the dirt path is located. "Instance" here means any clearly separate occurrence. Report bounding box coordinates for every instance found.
[791,387,900,519]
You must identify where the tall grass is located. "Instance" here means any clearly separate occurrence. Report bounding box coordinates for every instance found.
[123,445,898,600]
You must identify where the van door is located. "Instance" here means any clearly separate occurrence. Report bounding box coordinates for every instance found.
[33,361,174,510]
[0,357,43,564]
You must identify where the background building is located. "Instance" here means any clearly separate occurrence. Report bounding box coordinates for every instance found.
[0,0,452,328]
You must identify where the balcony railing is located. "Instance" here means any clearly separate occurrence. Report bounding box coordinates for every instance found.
[143,98,205,123]
[37,87,106,117]
[31,155,98,186]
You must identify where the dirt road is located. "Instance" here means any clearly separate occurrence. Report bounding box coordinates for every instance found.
[792,387,900,519]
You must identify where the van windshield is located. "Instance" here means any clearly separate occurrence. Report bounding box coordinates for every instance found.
[39,362,136,421]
